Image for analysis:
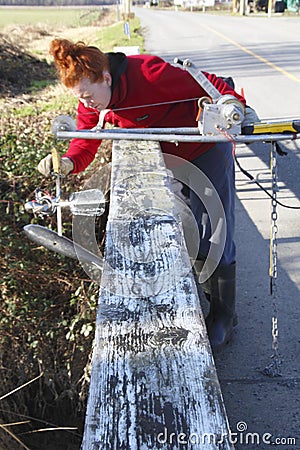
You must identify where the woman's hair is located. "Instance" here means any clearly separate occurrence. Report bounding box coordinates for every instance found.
[49,39,110,87]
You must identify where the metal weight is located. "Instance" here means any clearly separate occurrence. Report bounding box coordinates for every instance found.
[52,115,76,137]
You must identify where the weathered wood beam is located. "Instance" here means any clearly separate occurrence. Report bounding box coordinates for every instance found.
[81,140,234,450]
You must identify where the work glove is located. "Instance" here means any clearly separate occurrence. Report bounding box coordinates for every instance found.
[38,155,74,176]
[243,106,260,125]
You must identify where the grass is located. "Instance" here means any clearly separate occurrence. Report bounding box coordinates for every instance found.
[0,10,126,447]
[94,17,144,52]
[0,6,144,102]
[0,6,109,30]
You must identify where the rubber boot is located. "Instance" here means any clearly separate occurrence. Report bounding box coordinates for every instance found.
[195,260,237,351]
[207,263,237,351]
[194,259,211,301]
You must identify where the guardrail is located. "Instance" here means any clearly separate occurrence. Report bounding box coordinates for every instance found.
[80,139,234,449]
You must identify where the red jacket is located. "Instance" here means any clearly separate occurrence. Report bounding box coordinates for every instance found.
[65,54,246,173]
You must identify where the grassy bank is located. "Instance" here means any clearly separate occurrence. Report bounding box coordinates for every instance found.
[0,6,118,29]
[0,8,144,450]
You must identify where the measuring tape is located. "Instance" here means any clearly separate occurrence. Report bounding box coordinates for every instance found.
[243,119,300,135]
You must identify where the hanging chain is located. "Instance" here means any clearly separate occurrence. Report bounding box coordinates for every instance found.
[263,142,282,377]
[270,141,279,296]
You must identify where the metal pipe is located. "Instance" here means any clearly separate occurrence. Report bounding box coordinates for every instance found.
[92,127,200,135]
[56,129,300,144]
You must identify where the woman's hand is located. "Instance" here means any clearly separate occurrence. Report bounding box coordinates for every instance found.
[38,155,74,176]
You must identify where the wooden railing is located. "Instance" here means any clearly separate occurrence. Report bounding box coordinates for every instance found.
[81,139,234,450]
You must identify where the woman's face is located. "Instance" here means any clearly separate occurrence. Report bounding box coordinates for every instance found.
[71,73,112,111]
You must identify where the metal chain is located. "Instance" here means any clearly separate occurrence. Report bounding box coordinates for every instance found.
[263,142,282,377]
[270,141,279,296]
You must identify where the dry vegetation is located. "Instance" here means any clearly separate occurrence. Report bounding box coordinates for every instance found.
[0,10,118,450]
[0,7,118,97]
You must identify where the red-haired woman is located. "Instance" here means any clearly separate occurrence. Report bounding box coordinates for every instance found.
[38,38,252,350]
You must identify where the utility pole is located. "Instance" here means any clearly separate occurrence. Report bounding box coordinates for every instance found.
[124,0,131,17]
[240,0,246,15]
[122,0,134,20]
[268,0,273,17]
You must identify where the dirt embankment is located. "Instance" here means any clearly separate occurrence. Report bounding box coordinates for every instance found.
[0,7,117,99]
[0,10,116,450]
[0,32,55,97]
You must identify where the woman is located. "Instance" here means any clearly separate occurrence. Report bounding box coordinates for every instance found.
[39,38,248,350]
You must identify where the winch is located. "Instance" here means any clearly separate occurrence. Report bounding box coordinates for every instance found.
[197,94,245,135]
[174,58,245,135]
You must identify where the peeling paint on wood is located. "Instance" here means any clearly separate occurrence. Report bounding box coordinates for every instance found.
[81,140,234,450]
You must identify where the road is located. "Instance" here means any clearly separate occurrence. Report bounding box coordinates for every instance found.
[134,7,300,449]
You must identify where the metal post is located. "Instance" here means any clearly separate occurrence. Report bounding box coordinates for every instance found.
[268,0,273,16]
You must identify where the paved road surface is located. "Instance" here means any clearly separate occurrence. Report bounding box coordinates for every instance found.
[134,8,300,449]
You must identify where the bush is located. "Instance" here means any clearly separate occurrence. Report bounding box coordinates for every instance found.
[0,72,111,450]
[0,10,144,446]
